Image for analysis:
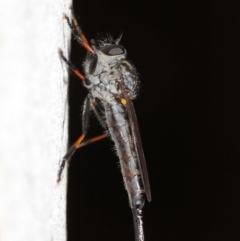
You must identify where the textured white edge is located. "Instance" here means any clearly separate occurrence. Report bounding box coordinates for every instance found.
[0,0,72,240]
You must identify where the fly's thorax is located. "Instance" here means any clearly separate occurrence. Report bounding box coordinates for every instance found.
[84,42,139,100]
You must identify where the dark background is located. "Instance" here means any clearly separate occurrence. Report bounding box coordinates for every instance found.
[67,1,240,240]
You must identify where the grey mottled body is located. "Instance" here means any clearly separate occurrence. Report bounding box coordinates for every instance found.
[84,38,146,209]
[58,15,151,241]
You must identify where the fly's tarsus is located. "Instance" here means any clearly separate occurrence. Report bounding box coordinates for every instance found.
[57,133,108,183]
[57,133,86,183]
[57,145,76,183]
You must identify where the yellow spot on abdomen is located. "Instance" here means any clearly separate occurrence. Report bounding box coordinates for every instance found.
[121,98,127,105]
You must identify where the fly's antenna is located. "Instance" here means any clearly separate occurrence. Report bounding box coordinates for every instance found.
[115,32,124,44]
[62,12,95,55]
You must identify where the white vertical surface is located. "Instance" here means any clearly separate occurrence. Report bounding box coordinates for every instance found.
[0,0,72,240]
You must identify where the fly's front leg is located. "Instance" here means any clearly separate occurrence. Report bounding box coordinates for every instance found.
[57,96,91,183]
[62,10,95,54]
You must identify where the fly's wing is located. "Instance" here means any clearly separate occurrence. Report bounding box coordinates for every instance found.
[124,97,152,202]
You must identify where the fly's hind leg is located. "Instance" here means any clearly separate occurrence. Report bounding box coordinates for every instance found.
[75,134,108,149]
[57,96,91,183]
[57,95,109,182]
[74,96,109,149]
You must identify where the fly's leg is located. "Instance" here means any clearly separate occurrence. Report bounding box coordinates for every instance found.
[73,96,109,149]
[70,8,91,48]
[89,96,108,130]
[57,96,91,183]
[58,48,86,81]
[57,50,108,182]
[62,11,95,54]
[56,95,109,182]
[73,96,109,148]
[57,133,86,183]
[75,133,108,149]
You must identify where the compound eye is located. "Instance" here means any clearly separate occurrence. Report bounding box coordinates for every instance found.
[102,44,125,56]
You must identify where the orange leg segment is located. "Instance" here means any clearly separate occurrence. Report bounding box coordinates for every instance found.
[57,132,86,183]
[58,48,86,81]
[62,13,95,55]
[76,133,108,149]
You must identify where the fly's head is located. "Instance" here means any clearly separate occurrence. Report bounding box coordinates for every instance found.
[83,34,139,100]
[89,35,127,72]
[83,35,126,80]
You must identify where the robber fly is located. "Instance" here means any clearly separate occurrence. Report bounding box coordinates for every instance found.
[57,10,151,241]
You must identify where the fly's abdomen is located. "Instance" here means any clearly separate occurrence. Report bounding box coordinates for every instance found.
[105,103,145,209]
